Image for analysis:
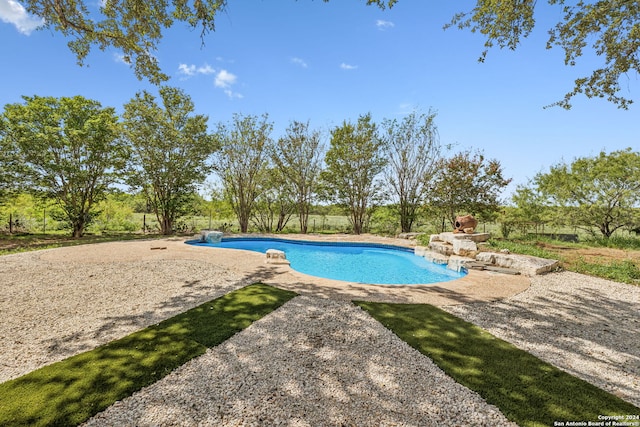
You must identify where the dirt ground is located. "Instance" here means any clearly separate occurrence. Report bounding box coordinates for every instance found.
[536,241,640,265]
[0,232,157,252]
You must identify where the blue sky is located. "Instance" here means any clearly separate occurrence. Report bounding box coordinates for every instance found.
[1,0,638,199]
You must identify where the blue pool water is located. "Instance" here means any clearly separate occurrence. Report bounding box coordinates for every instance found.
[187,237,466,285]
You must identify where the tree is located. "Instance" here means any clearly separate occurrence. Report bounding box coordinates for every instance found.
[381,109,444,233]
[215,113,273,233]
[271,120,324,233]
[320,113,387,235]
[508,184,552,235]
[251,167,295,233]
[0,125,20,203]
[123,86,217,235]
[18,0,395,84]
[428,149,511,229]
[530,148,640,238]
[447,1,640,109]
[0,95,125,237]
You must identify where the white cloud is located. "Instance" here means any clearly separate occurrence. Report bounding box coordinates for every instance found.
[215,69,243,99]
[178,64,197,76]
[177,63,215,77]
[214,69,236,88]
[376,19,395,30]
[197,64,215,74]
[291,57,308,68]
[113,53,129,64]
[340,63,358,70]
[0,0,44,35]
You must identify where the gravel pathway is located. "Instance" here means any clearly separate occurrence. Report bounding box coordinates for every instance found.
[0,249,249,383]
[1,241,638,426]
[83,296,516,427]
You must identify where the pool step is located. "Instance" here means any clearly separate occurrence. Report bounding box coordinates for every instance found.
[265,249,290,265]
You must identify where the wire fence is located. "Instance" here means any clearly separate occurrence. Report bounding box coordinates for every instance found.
[0,212,357,236]
[2,210,638,241]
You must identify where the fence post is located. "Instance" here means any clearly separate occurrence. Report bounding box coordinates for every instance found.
[143,214,146,234]
[9,213,12,234]
[43,208,46,234]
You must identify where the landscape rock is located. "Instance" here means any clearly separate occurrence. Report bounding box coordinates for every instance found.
[424,251,450,265]
[447,255,476,272]
[453,239,479,257]
[475,252,559,276]
[428,240,453,256]
[266,249,289,264]
[397,232,423,240]
[437,232,491,244]
[414,246,428,257]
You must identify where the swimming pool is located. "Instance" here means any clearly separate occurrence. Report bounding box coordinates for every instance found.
[187,237,466,285]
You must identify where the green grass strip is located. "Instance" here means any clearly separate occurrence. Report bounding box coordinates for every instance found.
[0,284,297,427]
[355,301,639,427]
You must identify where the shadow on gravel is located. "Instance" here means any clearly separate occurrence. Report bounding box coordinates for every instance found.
[252,266,484,305]
[275,280,485,305]
[42,276,241,360]
[445,272,640,407]
[1,284,296,427]
[358,300,639,427]
[84,296,520,426]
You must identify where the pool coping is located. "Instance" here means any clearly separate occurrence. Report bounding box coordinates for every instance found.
[36,233,531,306]
[187,236,468,285]
[188,233,531,306]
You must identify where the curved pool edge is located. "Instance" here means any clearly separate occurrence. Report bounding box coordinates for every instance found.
[33,236,531,306]
[185,236,466,286]
[186,236,416,252]
[273,266,531,306]
[181,233,531,305]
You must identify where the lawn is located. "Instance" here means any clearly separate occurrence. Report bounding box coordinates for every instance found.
[0,284,297,427]
[356,301,640,427]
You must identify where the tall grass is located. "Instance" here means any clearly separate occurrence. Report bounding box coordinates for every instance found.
[584,236,640,250]
[573,258,640,285]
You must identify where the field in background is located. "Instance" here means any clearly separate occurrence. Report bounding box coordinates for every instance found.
[1,209,639,285]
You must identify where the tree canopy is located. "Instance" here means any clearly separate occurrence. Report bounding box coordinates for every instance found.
[447,1,640,109]
[271,120,324,234]
[0,122,22,202]
[0,95,126,237]
[215,113,273,233]
[381,109,444,233]
[19,0,394,85]
[122,86,217,234]
[527,148,640,238]
[320,113,387,235]
[429,149,511,228]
